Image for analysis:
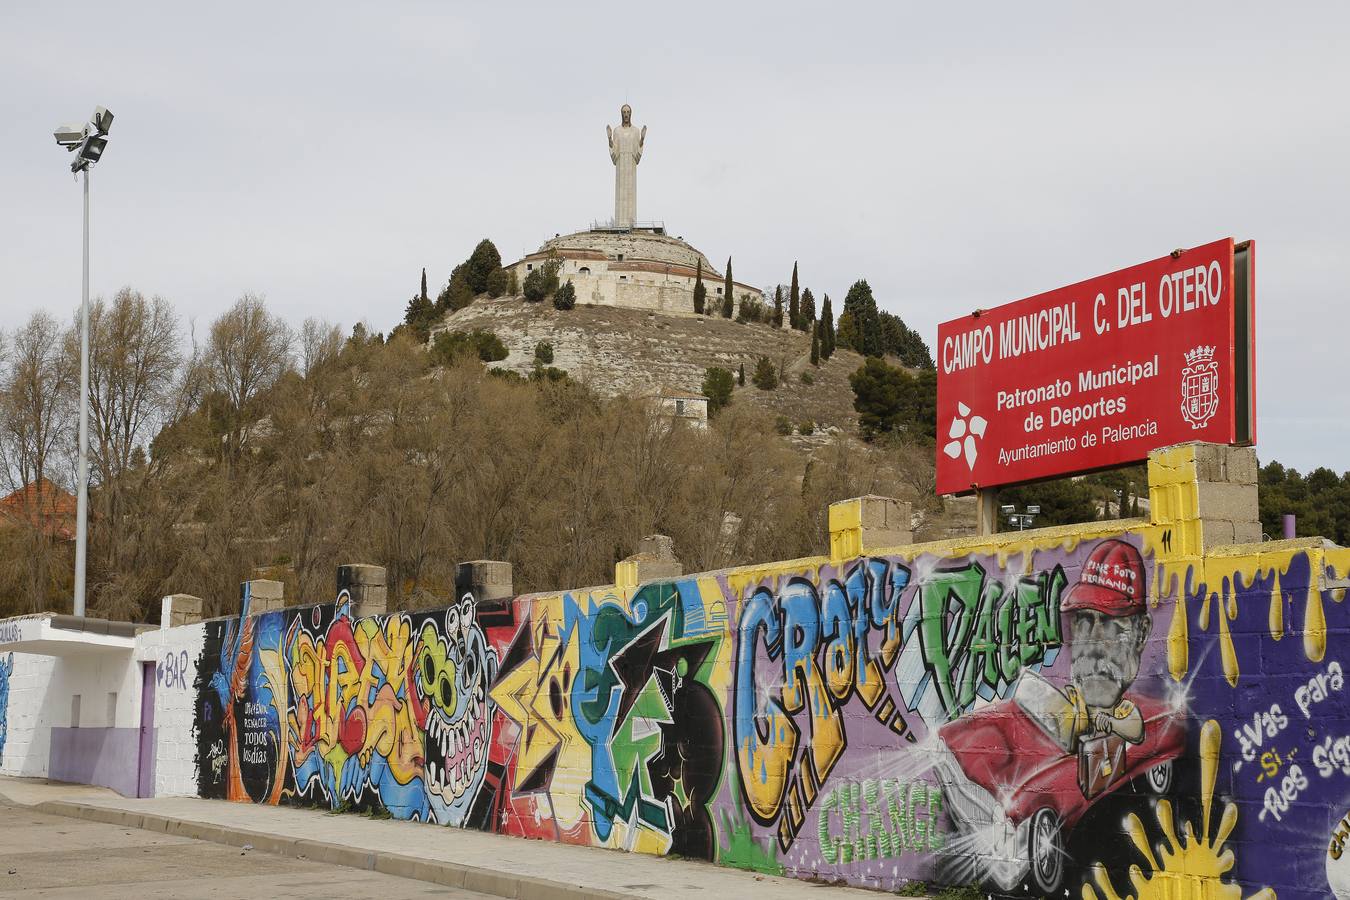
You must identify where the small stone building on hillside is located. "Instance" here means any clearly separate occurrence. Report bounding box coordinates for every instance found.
[649,388,709,430]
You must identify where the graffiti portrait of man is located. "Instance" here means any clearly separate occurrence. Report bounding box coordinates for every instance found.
[1062,539,1151,748]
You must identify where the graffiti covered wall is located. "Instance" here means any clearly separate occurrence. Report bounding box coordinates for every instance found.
[178,445,1350,899]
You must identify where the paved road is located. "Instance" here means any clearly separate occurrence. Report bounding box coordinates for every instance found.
[0,803,492,899]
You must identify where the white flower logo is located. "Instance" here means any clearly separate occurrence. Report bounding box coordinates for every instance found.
[943,402,986,469]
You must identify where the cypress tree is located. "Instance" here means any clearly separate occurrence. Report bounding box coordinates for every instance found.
[693,259,706,314]
[801,287,816,330]
[420,267,428,303]
[810,322,820,366]
[721,257,734,318]
[738,362,746,386]
[789,262,800,330]
[821,294,835,359]
[773,286,784,328]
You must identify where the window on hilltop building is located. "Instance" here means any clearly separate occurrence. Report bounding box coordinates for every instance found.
[580,267,590,274]
[676,400,686,415]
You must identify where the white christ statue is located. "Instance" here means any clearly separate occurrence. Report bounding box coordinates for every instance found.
[607,104,645,228]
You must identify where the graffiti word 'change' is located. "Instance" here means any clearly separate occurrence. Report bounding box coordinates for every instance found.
[818,778,945,865]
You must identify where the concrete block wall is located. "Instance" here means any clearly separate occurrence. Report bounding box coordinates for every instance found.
[145,622,205,797]
[14,441,1348,898]
[0,650,57,778]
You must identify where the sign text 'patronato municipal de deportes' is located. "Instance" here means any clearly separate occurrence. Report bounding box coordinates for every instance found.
[936,237,1255,495]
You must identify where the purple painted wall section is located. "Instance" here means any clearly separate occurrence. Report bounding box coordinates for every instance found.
[49,726,146,798]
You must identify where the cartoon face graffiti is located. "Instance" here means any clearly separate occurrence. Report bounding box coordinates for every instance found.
[1063,539,1152,744]
[0,652,12,764]
[415,596,497,825]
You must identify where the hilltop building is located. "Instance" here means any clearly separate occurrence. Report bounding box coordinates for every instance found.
[505,105,767,318]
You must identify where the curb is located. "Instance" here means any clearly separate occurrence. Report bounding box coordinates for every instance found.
[28,799,632,900]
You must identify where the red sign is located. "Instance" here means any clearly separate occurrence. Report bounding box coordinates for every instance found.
[936,238,1255,495]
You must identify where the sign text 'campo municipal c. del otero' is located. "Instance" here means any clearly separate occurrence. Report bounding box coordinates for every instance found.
[936,238,1255,495]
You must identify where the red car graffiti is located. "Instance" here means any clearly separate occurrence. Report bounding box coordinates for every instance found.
[935,670,1186,895]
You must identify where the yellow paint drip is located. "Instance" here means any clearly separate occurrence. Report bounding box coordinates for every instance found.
[1217,591,1240,687]
[1269,571,1284,641]
[1167,592,1189,682]
[1305,585,1327,663]
[1080,719,1277,900]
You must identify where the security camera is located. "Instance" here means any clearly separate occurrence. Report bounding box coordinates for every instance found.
[54,123,87,148]
[91,106,113,136]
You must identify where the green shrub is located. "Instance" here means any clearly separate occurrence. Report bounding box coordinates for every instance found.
[430,329,509,365]
[534,341,554,364]
[553,280,576,310]
[798,421,814,435]
[752,356,778,390]
[701,367,734,415]
[774,416,793,435]
[799,371,814,385]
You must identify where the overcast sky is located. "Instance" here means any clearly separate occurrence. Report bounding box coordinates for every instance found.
[2,2,1347,473]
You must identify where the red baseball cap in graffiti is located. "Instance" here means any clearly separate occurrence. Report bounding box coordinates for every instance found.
[1062,539,1146,616]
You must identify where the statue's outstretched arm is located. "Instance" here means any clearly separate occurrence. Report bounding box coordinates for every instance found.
[633,125,646,163]
[607,124,617,163]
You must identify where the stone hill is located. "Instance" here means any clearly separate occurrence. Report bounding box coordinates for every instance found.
[435,297,867,434]
[432,297,977,539]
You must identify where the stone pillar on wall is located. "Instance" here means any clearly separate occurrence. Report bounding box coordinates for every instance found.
[456,561,513,612]
[241,579,284,614]
[337,564,387,618]
[828,495,913,561]
[1148,442,1260,553]
[615,535,683,589]
[160,594,204,628]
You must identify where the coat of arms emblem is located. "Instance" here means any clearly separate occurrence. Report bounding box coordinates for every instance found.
[1180,345,1219,428]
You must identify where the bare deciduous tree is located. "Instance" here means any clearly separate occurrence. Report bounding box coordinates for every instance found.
[206,294,291,450]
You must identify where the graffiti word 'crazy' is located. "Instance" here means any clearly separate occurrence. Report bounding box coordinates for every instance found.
[817,778,945,864]
[735,559,911,852]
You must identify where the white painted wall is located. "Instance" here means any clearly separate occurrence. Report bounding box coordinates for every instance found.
[0,651,58,778]
[141,623,204,796]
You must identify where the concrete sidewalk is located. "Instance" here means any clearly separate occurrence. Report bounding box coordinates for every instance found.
[0,778,902,900]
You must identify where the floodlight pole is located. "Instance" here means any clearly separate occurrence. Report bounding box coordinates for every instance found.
[74,168,90,618]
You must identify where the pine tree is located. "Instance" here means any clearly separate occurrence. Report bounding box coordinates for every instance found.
[842,279,883,357]
[721,257,734,318]
[693,259,707,314]
[810,322,820,366]
[821,294,835,359]
[801,287,816,330]
[789,262,800,330]
[773,286,784,328]
[738,362,746,386]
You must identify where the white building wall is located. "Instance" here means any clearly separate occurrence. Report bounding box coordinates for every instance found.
[0,652,58,778]
[140,623,204,796]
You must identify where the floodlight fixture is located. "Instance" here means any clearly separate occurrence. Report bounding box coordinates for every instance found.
[1000,504,1016,516]
[91,106,113,135]
[54,123,87,148]
[1026,504,1041,515]
[72,134,108,172]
